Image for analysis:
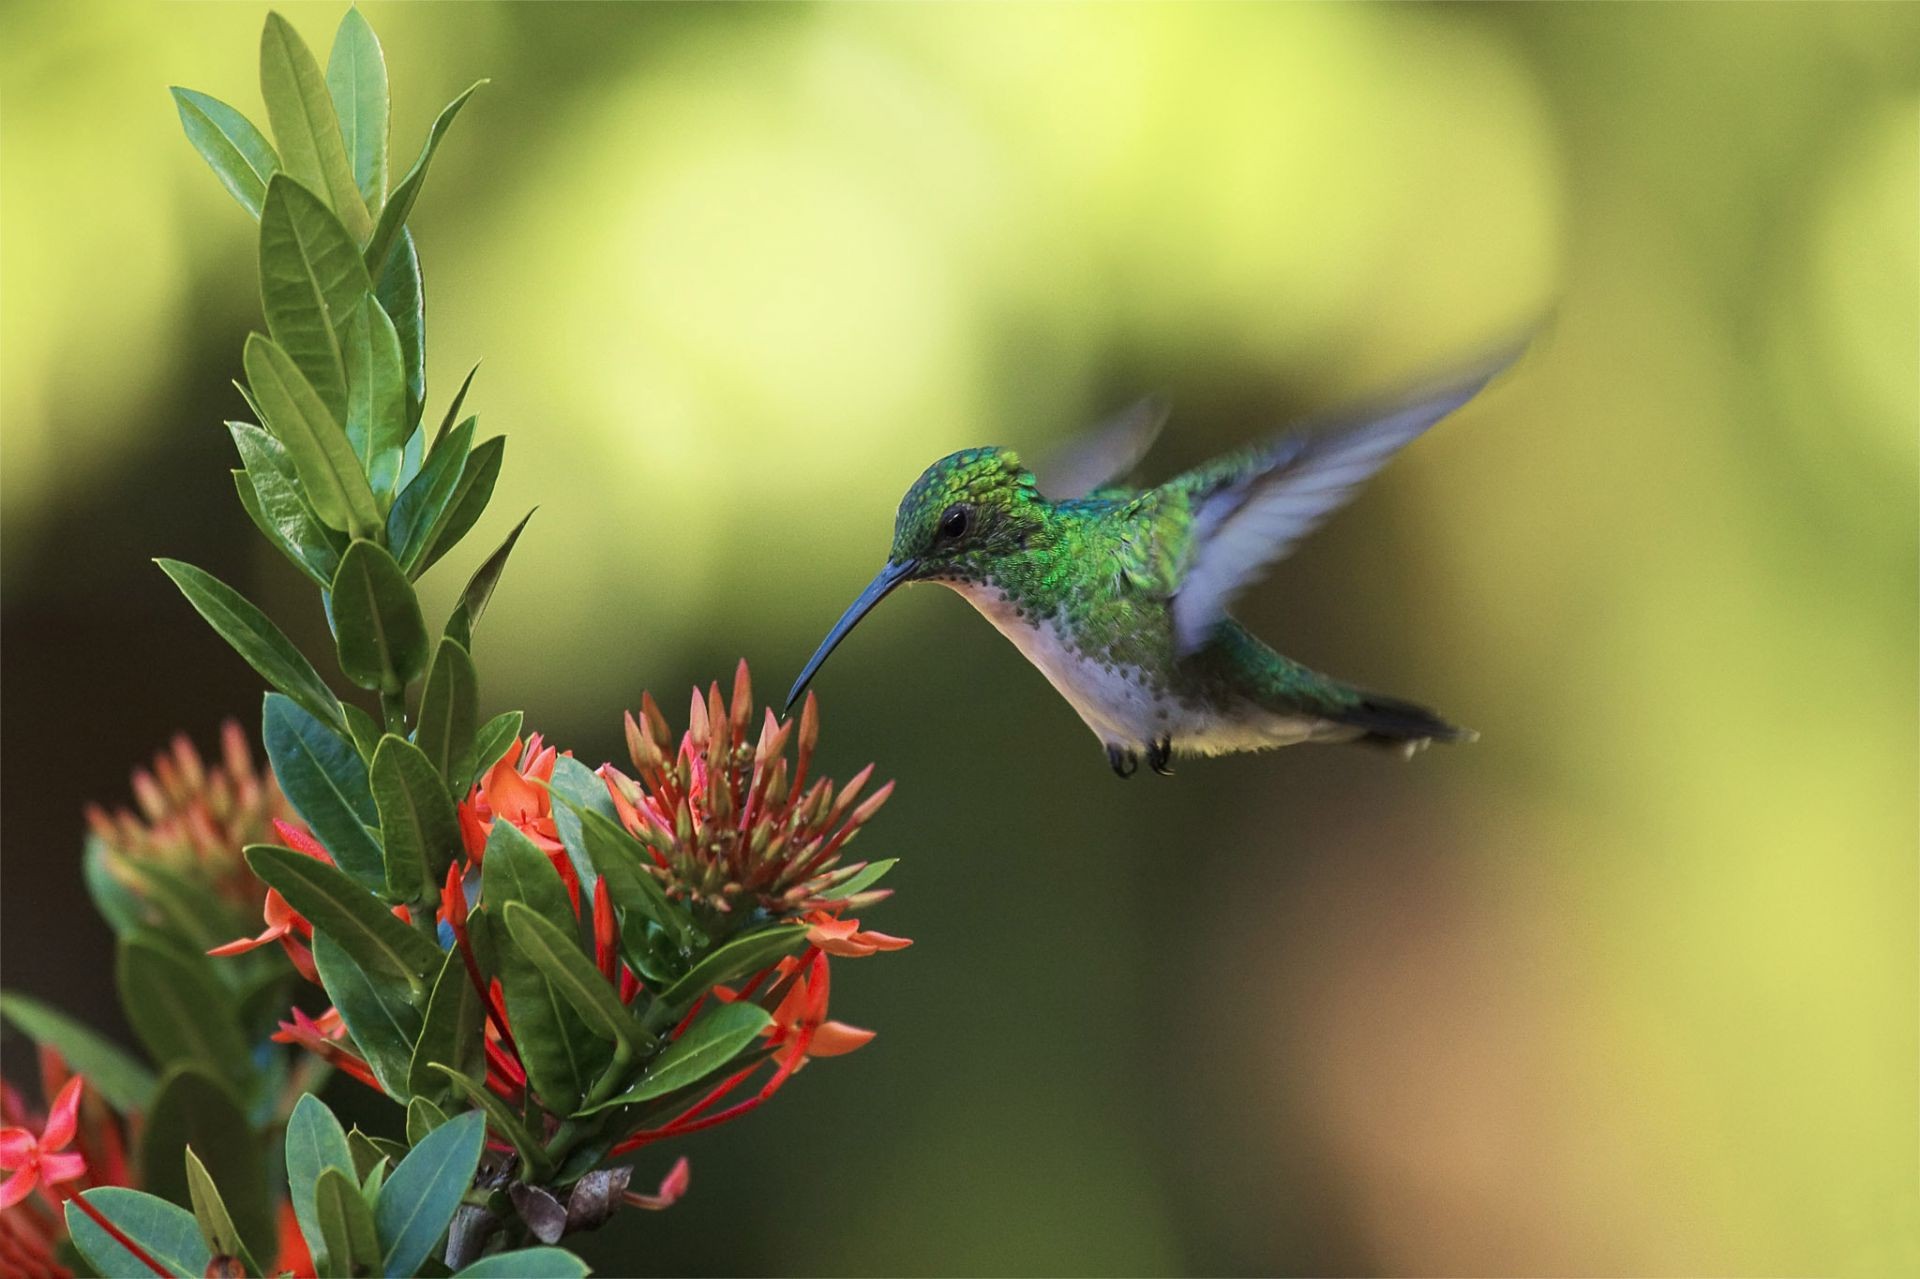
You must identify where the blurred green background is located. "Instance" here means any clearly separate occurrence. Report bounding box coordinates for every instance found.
[4,2,1916,1274]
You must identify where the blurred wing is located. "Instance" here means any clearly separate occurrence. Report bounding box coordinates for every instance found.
[1169,358,1511,653]
[1032,395,1170,499]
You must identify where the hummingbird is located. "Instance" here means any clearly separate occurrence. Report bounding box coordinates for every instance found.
[785,354,1512,777]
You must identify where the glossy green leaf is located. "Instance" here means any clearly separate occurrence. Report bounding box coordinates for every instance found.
[415,638,478,789]
[172,87,279,218]
[388,416,475,575]
[244,332,381,538]
[156,558,345,734]
[546,756,617,912]
[429,1066,553,1181]
[229,421,345,584]
[140,1065,276,1267]
[317,1165,381,1277]
[583,1001,772,1114]
[248,843,440,986]
[287,1094,356,1273]
[420,437,507,578]
[331,539,430,692]
[650,925,808,1027]
[375,1110,486,1278]
[437,364,478,445]
[470,711,523,790]
[115,933,252,1093]
[184,1146,260,1277]
[405,1095,450,1147]
[260,12,372,240]
[483,821,608,1111]
[313,930,424,1099]
[444,508,532,650]
[264,692,385,885]
[326,8,388,209]
[66,1188,210,1278]
[407,942,485,1101]
[453,1247,592,1278]
[0,993,157,1113]
[503,901,648,1055]
[343,295,410,504]
[344,701,384,762]
[371,734,460,903]
[259,174,368,418]
[553,795,686,947]
[373,230,427,438]
[362,82,482,274]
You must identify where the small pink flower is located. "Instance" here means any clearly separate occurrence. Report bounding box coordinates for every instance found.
[0,1078,87,1209]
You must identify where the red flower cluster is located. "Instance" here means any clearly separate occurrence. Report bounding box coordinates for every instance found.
[0,1058,144,1278]
[209,664,908,1198]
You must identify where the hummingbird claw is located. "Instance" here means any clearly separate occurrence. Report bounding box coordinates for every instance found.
[1148,736,1174,776]
[1107,744,1138,779]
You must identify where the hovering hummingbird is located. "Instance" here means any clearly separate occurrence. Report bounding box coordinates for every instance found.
[785,354,1513,777]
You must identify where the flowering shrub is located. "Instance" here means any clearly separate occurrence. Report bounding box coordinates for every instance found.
[0,11,906,1276]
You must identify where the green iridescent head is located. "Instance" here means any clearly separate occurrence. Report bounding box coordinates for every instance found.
[786,446,1043,709]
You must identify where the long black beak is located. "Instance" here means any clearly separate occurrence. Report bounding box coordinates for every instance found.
[785,559,918,711]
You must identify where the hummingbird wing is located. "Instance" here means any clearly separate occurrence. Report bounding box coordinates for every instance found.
[1031,395,1170,499]
[1167,356,1511,654]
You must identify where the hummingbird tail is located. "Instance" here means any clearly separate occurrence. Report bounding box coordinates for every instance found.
[1332,691,1477,755]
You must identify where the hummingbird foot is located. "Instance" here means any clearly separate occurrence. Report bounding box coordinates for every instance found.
[1148,735,1174,776]
[1107,744,1138,779]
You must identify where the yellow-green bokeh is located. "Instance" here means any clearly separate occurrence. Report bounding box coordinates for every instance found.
[2,2,1914,1274]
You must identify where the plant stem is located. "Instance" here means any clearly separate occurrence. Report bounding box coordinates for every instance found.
[381,687,408,735]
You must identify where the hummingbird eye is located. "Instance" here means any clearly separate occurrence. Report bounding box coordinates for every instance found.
[938,504,971,541]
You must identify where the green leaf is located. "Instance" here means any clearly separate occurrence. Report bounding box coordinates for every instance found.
[156,558,345,734]
[371,734,461,903]
[470,711,523,790]
[313,930,424,1099]
[348,1127,403,1181]
[421,438,507,579]
[376,1110,486,1278]
[444,508,532,649]
[286,1094,357,1273]
[374,230,427,439]
[454,1248,592,1278]
[326,8,389,209]
[582,1001,772,1114]
[503,902,649,1056]
[546,756,617,912]
[85,836,153,937]
[388,416,475,575]
[115,933,253,1093]
[437,364,479,446]
[551,795,686,948]
[408,945,485,1102]
[260,12,372,241]
[140,1066,276,1268]
[483,821,608,1111]
[415,638,478,789]
[650,925,808,1028]
[343,295,410,505]
[0,993,158,1113]
[184,1146,260,1277]
[429,1066,552,1181]
[815,858,898,901]
[171,87,279,218]
[259,174,369,419]
[405,1095,450,1146]
[245,332,381,538]
[344,701,384,762]
[362,82,482,274]
[248,843,440,986]
[316,1165,382,1277]
[229,421,345,586]
[264,692,385,885]
[331,539,430,692]
[66,1188,210,1278]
